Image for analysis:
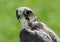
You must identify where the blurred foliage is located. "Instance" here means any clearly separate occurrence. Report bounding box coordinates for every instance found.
[0,0,60,42]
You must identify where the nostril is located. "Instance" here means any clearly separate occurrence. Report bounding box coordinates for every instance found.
[16,9,20,19]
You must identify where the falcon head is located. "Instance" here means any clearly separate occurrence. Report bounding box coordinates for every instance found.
[16,7,38,29]
[16,7,35,21]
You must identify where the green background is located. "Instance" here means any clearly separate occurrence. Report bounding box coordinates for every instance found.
[0,0,60,42]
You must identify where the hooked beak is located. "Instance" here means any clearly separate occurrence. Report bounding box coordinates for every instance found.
[16,9,21,20]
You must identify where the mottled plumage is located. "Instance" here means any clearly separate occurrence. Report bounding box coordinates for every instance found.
[16,7,60,42]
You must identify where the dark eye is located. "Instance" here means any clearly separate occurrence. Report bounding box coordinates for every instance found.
[24,10,32,15]
[26,11,32,14]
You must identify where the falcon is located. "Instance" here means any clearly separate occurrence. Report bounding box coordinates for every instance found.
[16,7,60,42]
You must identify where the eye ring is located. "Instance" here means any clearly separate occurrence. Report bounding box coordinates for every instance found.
[26,11,32,14]
[24,10,32,15]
